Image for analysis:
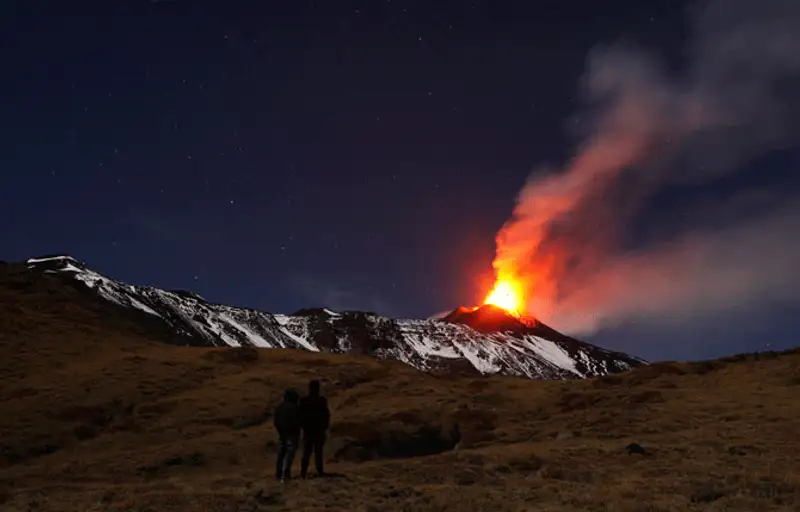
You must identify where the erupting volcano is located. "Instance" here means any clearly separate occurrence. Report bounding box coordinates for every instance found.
[483,276,525,317]
[17,255,646,380]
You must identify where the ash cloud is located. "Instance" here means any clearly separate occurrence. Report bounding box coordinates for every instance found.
[502,0,800,335]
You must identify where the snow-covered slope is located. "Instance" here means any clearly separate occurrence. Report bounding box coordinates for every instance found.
[24,255,646,379]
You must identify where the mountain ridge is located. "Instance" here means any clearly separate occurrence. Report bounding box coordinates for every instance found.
[17,254,646,379]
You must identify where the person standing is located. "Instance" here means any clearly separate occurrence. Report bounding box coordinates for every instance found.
[273,388,301,482]
[298,379,330,478]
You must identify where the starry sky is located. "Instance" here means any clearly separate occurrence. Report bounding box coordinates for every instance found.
[2,0,799,363]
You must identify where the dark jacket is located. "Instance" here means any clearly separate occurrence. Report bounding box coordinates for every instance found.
[274,388,301,439]
[298,393,330,434]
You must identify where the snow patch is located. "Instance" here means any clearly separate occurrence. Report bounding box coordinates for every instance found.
[128,297,161,317]
[453,336,503,374]
[278,325,320,352]
[521,335,584,377]
[27,256,77,265]
[219,313,273,348]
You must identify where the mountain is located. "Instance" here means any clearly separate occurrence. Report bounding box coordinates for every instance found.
[21,255,646,379]
[3,261,798,512]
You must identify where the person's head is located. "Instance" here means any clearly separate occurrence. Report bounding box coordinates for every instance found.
[284,388,300,404]
[308,379,321,396]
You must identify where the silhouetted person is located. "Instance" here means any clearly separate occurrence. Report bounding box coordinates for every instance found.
[299,379,330,478]
[273,388,301,482]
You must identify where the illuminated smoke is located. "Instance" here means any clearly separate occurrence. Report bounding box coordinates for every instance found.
[492,0,800,335]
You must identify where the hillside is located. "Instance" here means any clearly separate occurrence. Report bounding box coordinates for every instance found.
[1,262,800,511]
[19,255,645,379]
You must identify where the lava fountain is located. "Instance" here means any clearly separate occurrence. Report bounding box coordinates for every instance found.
[483,275,525,317]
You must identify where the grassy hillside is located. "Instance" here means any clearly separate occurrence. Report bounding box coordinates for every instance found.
[1,263,799,511]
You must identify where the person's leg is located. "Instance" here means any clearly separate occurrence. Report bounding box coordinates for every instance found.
[276,437,287,481]
[300,433,313,478]
[314,433,325,475]
[281,437,297,480]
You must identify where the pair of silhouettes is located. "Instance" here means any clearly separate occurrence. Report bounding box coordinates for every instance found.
[273,379,330,482]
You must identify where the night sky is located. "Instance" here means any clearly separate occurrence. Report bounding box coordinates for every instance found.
[3,0,799,363]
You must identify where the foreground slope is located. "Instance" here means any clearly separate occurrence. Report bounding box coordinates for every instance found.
[22,255,644,379]
[1,260,800,511]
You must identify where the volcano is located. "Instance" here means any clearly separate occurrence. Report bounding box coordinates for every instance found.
[11,255,646,379]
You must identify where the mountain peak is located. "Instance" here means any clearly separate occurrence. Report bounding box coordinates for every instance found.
[440,304,538,333]
[27,255,86,271]
[27,254,80,264]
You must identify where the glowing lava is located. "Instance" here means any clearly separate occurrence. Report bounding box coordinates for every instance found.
[483,277,525,316]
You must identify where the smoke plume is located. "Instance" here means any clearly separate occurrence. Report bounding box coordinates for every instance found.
[497,0,800,335]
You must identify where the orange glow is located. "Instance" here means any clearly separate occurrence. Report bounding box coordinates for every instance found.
[483,276,525,316]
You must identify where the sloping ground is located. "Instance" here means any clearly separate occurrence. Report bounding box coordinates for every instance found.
[1,263,800,511]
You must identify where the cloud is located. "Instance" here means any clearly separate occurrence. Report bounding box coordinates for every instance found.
[492,0,800,336]
[548,199,800,334]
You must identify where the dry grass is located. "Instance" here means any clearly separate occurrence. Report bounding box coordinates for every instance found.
[2,265,800,511]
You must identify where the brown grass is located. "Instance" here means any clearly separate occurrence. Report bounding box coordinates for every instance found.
[2,266,800,511]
